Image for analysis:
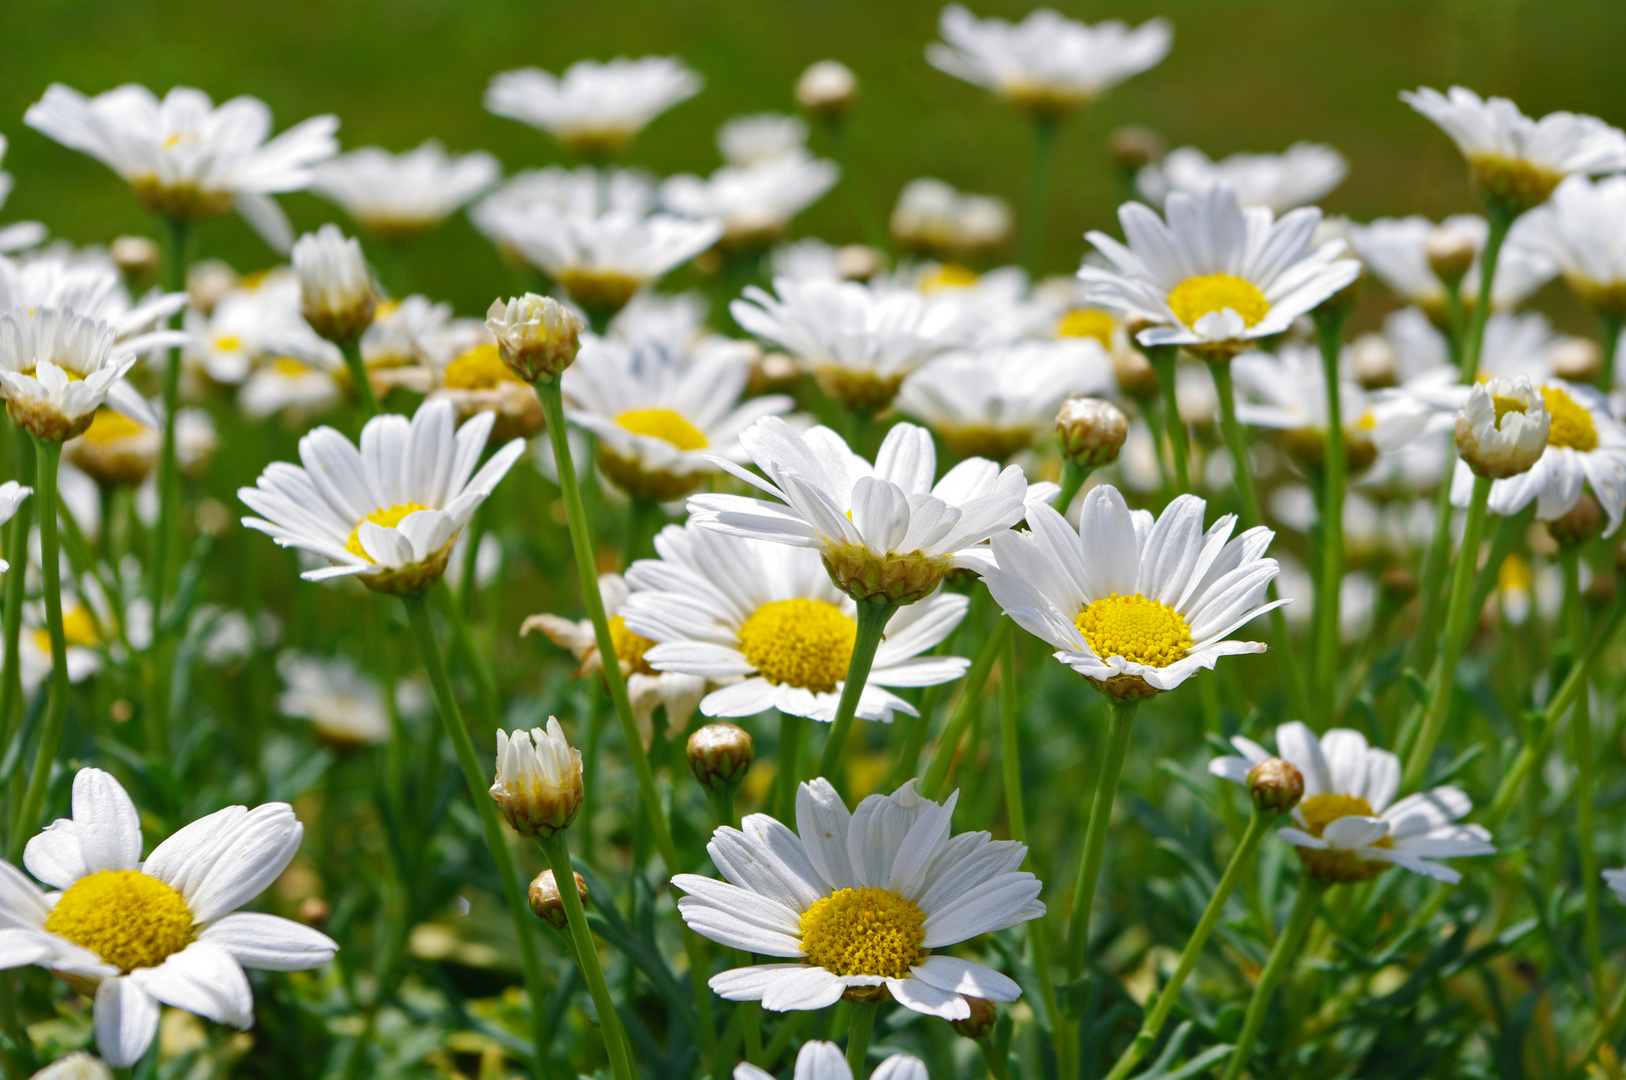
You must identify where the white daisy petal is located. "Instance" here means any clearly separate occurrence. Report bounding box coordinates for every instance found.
[93,977,160,1069]
[197,912,338,971]
[129,941,254,1029]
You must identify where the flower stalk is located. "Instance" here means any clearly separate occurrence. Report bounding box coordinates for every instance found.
[540,834,638,1080]
[1313,309,1347,718]
[1065,695,1138,983]
[845,999,879,1080]
[1147,345,1190,492]
[1561,548,1603,992]
[1458,205,1515,381]
[1217,876,1329,1080]
[815,598,893,783]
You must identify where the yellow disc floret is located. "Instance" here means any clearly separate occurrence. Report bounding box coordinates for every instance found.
[1167,274,1271,331]
[80,409,148,445]
[917,264,979,294]
[1299,793,1388,841]
[271,357,311,377]
[20,364,85,382]
[444,343,523,391]
[1499,553,1532,593]
[1057,308,1116,346]
[1293,792,1393,883]
[799,886,928,979]
[346,502,429,562]
[45,869,195,974]
[1491,395,1529,429]
[608,615,658,676]
[616,409,708,452]
[737,598,856,693]
[1075,593,1194,668]
[1540,385,1598,452]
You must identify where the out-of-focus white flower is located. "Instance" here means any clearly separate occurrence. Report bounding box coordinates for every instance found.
[313,141,498,241]
[473,165,658,225]
[717,113,809,166]
[31,1051,112,1080]
[0,136,46,253]
[358,296,451,394]
[767,239,884,284]
[485,57,701,157]
[0,244,187,341]
[1136,143,1347,215]
[662,151,838,247]
[1349,215,1555,320]
[795,61,858,117]
[1515,173,1626,316]
[422,321,543,442]
[0,482,29,573]
[237,356,340,424]
[25,84,337,251]
[890,178,1012,256]
[184,270,339,386]
[277,652,389,747]
[65,404,214,487]
[0,308,171,441]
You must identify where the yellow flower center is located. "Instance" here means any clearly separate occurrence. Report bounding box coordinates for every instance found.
[1075,593,1193,668]
[1499,553,1532,593]
[19,365,84,382]
[1491,395,1528,429]
[917,264,979,294]
[736,598,856,693]
[80,409,148,445]
[373,299,402,320]
[1167,274,1271,331]
[608,615,657,676]
[1298,793,1393,848]
[44,869,195,974]
[271,357,310,377]
[213,335,243,353]
[798,886,927,979]
[1540,385,1598,452]
[616,409,708,451]
[32,606,100,656]
[444,343,522,391]
[1057,308,1116,347]
[345,502,429,562]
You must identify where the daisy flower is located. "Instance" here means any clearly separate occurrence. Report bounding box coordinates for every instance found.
[237,356,341,424]
[768,239,885,285]
[276,651,390,747]
[979,485,1284,699]
[0,135,46,253]
[423,320,543,441]
[620,521,969,724]
[1135,143,1348,215]
[796,60,859,117]
[1513,173,1626,316]
[521,572,707,745]
[238,397,526,594]
[1078,185,1361,358]
[926,5,1172,114]
[484,57,701,157]
[1229,343,1392,474]
[0,767,337,1066]
[25,84,338,251]
[890,178,1013,257]
[1402,86,1626,213]
[182,270,340,386]
[0,245,188,345]
[717,113,809,167]
[0,481,29,572]
[673,778,1042,1018]
[561,333,793,500]
[358,295,451,395]
[0,307,173,441]
[661,151,839,247]
[473,165,659,224]
[64,403,214,488]
[736,1040,925,1080]
[312,140,498,242]
[729,277,959,412]
[896,339,1113,461]
[1348,215,1555,323]
[1210,723,1496,883]
[687,417,1029,604]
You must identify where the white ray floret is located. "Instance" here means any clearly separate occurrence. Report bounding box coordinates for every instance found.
[0,135,46,253]
[313,140,499,239]
[1348,215,1555,316]
[1136,143,1348,215]
[484,57,701,155]
[735,1040,926,1080]
[717,113,809,167]
[0,308,175,438]
[662,151,839,246]
[1514,174,1626,310]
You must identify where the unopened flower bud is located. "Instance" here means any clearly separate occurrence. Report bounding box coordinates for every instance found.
[1551,336,1602,384]
[949,995,998,1040]
[31,1051,112,1080]
[485,293,584,384]
[835,244,883,282]
[687,723,753,793]
[1425,225,1477,287]
[1456,376,1548,478]
[1111,344,1161,401]
[1247,757,1304,814]
[293,225,378,345]
[1547,491,1603,548]
[1056,395,1128,469]
[1108,126,1165,171]
[111,235,161,284]
[1349,333,1400,390]
[298,896,332,927]
[795,61,857,119]
[1379,564,1418,604]
[187,259,239,316]
[528,868,589,930]
[491,719,584,839]
[1617,539,1626,577]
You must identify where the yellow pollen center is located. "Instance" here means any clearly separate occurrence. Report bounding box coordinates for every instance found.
[20,365,84,382]
[32,606,99,656]
[616,409,708,451]
[1540,385,1598,451]
[373,299,402,320]
[213,335,243,353]
[271,357,310,377]
[1167,274,1271,330]
[1057,308,1116,346]
[346,502,429,562]
[444,343,522,390]
[44,870,195,974]
[917,264,979,294]
[798,887,927,979]
[1499,553,1532,593]
[608,615,657,675]
[1075,593,1193,668]
[81,408,148,445]
[1491,395,1527,429]
[1356,412,1377,431]
[737,598,856,693]
[1298,793,1393,847]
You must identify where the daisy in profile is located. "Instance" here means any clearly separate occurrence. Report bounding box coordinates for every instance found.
[312,140,499,241]
[736,1041,925,1080]
[422,319,543,441]
[562,334,793,500]
[1229,343,1394,474]
[473,165,659,224]
[0,135,46,253]
[1135,143,1348,215]
[980,485,1283,699]
[25,84,338,251]
[358,295,451,396]
[716,113,809,167]
[687,417,1029,604]
[1210,723,1495,883]
[238,397,526,594]
[1514,174,1626,320]
[0,244,189,347]
[621,521,969,724]
[661,150,839,248]
[484,56,701,157]
[237,356,341,424]
[730,277,959,413]
[674,778,1042,1018]
[896,338,1113,461]
[927,5,1172,114]
[276,651,390,747]
[1348,215,1555,323]
[1078,185,1361,358]
[522,571,708,745]
[0,307,172,442]
[890,178,1012,259]
[1402,86,1626,214]
[0,767,337,1066]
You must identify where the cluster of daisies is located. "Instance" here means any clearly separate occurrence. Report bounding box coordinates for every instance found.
[0,2,1622,1078]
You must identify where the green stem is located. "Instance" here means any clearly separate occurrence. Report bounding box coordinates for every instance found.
[400,592,550,1077]
[9,442,67,861]
[1582,976,1626,1071]
[821,117,887,253]
[1313,310,1348,719]
[846,999,878,1080]
[1104,807,1274,1080]
[1561,549,1602,992]
[1065,696,1138,983]
[341,340,380,418]
[1599,311,1624,393]
[1218,876,1328,1080]
[775,712,805,823]
[998,632,1026,844]
[1458,206,1515,381]
[921,621,1008,800]
[706,786,738,830]
[541,835,638,1080]
[980,1039,1014,1080]
[1408,483,1460,675]
[147,217,191,755]
[1443,277,1466,374]
[1401,473,1490,793]
[0,440,35,755]
[816,599,893,783]
[1147,346,1190,493]
[1021,114,1060,275]
[1054,460,1092,518]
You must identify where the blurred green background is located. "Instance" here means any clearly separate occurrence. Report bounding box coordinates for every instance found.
[4,0,1626,320]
